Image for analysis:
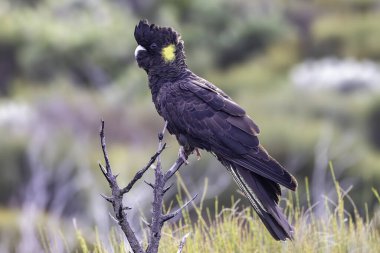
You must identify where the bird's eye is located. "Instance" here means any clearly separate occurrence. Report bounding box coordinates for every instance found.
[150,43,157,50]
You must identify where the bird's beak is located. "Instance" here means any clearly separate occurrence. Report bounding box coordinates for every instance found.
[134,45,146,58]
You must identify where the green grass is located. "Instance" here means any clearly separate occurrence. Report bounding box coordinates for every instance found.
[68,166,380,253]
[2,82,379,252]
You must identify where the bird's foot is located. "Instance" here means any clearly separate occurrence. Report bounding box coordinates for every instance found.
[195,148,201,160]
[178,146,189,165]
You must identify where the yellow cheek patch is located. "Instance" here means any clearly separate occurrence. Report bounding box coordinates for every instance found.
[161,44,176,63]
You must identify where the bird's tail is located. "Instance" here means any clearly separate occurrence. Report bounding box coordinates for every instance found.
[227,163,294,240]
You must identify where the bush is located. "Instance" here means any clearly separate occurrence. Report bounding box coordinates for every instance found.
[312,13,380,59]
[0,0,137,89]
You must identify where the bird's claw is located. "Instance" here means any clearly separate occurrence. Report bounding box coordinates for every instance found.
[195,148,201,160]
[178,146,189,165]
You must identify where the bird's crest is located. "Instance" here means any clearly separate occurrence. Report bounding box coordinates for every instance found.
[134,19,181,50]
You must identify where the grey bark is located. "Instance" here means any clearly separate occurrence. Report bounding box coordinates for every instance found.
[98,120,196,253]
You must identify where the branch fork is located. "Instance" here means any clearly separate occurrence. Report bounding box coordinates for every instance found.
[98,120,196,253]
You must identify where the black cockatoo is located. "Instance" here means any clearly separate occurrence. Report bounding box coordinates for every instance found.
[134,20,297,241]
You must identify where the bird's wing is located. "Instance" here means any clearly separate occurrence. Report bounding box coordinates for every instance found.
[163,78,297,190]
[179,78,260,134]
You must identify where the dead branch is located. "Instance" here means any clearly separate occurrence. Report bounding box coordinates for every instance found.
[177,233,190,253]
[121,143,166,195]
[98,120,196,253]
[99,120,145,253]
[162,194,198,223]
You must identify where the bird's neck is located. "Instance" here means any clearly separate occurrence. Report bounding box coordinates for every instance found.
[148,68,191,106]
[148,75,161,102]
[148,61,188,79]
[148,67,190,89]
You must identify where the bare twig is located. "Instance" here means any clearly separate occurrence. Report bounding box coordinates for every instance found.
[121,143,166,195]
[144,180,155,189]
[98,120,144,253]
[99,120,197,253]
[100,121,112,175]
[100,193,113,203]
[163,183,173,194]
[164,158,186,181]
[146,123,169,253]
[177,233,190,253]
[162,194,198,223]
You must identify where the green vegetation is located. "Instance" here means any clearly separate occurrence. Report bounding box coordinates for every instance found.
[44,170,380,252]
[1,0,380,251]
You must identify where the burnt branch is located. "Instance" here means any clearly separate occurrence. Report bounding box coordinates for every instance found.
[98,120,195,253]
[121,143,166,195]
[100,121,112,175]
[163,183,173,194]
[98,120,144,253]
[177,233,190,253]
[144,180,155,189]
[146,123,169,253]
[164,158,186,181]
[162,194,198,223]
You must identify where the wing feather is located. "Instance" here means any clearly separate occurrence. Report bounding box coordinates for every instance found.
[162,78,297,190]
[179,80,246,116]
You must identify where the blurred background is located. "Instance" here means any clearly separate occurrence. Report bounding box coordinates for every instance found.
[1,0,380,251]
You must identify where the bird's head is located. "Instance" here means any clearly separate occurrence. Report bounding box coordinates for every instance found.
[134,20,186,76]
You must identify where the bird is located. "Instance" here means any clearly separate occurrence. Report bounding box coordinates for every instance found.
[134,19,297,241]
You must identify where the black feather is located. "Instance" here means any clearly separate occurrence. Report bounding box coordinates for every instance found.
[134,19,298,241]
[224,161,294,240]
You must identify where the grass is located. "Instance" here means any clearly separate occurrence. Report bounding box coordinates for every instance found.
[67,164,380,253]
